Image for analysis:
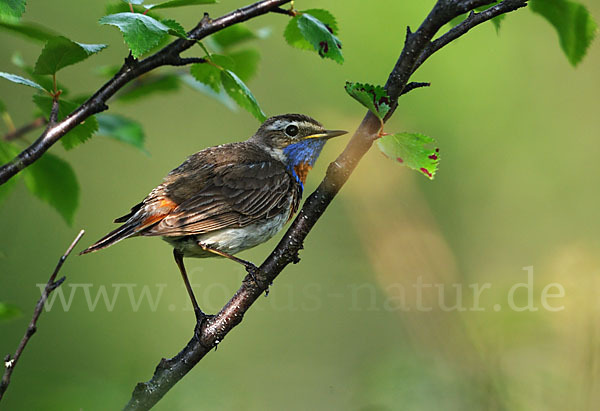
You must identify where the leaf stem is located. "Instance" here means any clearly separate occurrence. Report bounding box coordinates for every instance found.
[196,41,212,57]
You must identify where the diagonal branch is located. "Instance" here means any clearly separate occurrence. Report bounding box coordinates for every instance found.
[0,0,292,186]
[413,0,530,71]
[0,230,85,402]
[123,0,529,409]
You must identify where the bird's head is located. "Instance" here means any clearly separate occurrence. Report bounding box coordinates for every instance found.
[250,114,347,187]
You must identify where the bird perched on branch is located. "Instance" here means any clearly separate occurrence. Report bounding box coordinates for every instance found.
[80,114,346,321]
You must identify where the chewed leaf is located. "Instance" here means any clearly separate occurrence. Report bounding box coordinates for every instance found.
[0,71,45,90]
[295,13,343,63]
[221,69,266,122]
[99,12,169,58]
[530,0,597,66]
[377,132,440,180]
[23,152,79,225]
[284,9,338,52]
[34,36,107,75]
[344,82,391,120]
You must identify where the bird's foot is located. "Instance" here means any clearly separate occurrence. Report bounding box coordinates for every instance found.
[244,262,260,284]
[193,309,214,341]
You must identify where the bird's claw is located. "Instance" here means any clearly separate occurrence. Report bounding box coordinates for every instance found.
[244,263,259,284]
[193,310,214,341]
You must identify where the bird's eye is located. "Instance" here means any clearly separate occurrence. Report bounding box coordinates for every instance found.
[285,124,299,137]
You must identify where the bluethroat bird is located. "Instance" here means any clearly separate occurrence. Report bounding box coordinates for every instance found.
[80,114,347,321]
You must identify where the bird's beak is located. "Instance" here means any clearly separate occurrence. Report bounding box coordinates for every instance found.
[305,129,348,140]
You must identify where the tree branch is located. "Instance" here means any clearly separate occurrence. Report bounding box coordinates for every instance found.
[123,1,529,409]
[2,117,47,142]
[0,0,292,186]
[413,0,530,71]
[0,230,85,402]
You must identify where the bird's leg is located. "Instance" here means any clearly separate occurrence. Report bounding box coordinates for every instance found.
[173,249,207,323]
[198,242,259,284]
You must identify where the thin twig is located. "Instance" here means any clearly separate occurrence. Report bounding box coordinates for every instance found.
[3,117,48,142]
[0,230,85,402]
[400,81,431,96]
[413,0,529,71]
[0,0,292,186]
[123,1,530,409]
[170,57,207,66]
[270,6,294,15]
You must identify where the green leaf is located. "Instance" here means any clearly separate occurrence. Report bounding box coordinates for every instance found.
[344,82,391,120]
[23,152,79,225]
[0,71,45,90]
[11,52,66,93]
[97,114,148,154]
[181,73,238,111]
[149,0,217,10]
[0,20,58,42]
[530,0,597,66]
[294,13,343,63]
[284,9,338,51]
[190,62,221,92]
[220,69,266,122]
[211,23,256,50]
[33,95,99,150]
[0,140,20,206]
[33,36,107,75]
[210,54,235,70]
[99,12,169,58]
[227,48,260,82]
[0,98,6,113]
[0,302,21,321]
[107,2,161,19]
[377,132,440,180]
[0,0,26,23]
[161,18,187,38]
[117,73,180,102]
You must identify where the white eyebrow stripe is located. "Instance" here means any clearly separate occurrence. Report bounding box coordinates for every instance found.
[266,120,290,130]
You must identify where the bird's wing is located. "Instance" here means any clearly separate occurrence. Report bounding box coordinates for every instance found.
[144,159,297,237]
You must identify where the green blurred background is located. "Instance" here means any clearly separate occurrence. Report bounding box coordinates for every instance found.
[1,1,599,410]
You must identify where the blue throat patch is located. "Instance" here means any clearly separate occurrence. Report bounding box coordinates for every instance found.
[282,139,327,188]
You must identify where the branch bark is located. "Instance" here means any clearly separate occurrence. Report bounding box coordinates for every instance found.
[123,0,529,409]
[0,230,85,402]
[0,0,292,186]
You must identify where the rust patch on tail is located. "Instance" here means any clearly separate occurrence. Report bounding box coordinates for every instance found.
[136,198,178,232]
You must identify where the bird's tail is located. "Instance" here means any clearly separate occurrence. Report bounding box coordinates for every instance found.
[79,222,138,255]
